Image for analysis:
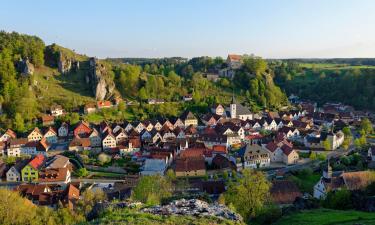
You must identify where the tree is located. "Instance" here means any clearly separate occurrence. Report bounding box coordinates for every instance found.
[309,152,317,161]
[165,169,176,182]
[323,139,331,151]
[117,101,126,112]
[224,169,270,221]
[360,118,373,135]
[242,55,268,76]
[13,113,25,132]
[97,153,111,166]
[76,189,106,216]
[323,189,352,210]
[131,175,172,205]
[75,168,89,178]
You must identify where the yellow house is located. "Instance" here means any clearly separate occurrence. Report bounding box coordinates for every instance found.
[28,127,43,141]
[21,154,45,182]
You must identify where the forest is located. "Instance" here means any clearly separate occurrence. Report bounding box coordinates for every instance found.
[273,60,375,110]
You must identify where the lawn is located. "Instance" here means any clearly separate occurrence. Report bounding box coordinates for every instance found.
[88,171,125,179]
[273,208,375,225]
[287,171,321,194]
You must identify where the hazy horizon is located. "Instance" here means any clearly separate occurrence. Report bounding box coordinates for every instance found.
[2,0,375,59]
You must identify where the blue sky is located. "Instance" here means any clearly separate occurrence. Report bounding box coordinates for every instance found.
[1,0,375,58]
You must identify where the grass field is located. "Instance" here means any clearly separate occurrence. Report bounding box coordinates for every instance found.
[32,65,95,112]
[273,209,375,225]
[299,63,375,70]
[287,172,321,194]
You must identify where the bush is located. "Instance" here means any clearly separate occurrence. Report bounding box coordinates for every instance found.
[253,203,282,225]
[323,189,352,210]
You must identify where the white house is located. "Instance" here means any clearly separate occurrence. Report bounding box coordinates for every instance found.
[140,158,167,176]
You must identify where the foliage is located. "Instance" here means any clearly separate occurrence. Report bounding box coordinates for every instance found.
[131,175,172,205]
[75,168,89,178]
[0,189,83,225]
[275,62,375,110]
[288,169,320,194]
[273,208,375,225]
[323,189,353,210]
[224,169,270,221]
[360,118,373,135]
[76,189,106,216]
[97,153,111,166]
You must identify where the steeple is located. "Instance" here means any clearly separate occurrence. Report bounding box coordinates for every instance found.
[323,158,332,179]
[231,90,235,104]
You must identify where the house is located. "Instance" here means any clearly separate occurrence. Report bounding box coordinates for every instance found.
[74,121,92,137]
[102,131,116,149]
[6,159,29,182]
[46,155,70,169]
[15,183,80,208]
[313,163,375,199]
[180,111,198,127]
[97,100,113,109]
[50,105,64,117]
[271,180,302,205]
[175,156,206,177]
[89,128,102,147]
[148,98,165,105]
[140,158,167,175]
[211,154,236,170]
[238,144,270,169]
[229,96,253,120]
[84,103,97,114]
[202,113,222,126]
[204,73,219,82]
[183,94,193,101]
[304,131,344,150]
[41,115,55,126]
[38,168,71,184]
[265,141,298,165]
[8,138,28,157]
[68,137,91,151]
[43,127,58,144]
[21,139,49,156]
[211,104,225,116]
[21,154,45,182]
[58,122,69,137]
[28,127,43,141]
[0,129,17,142]
[226,54,243,69]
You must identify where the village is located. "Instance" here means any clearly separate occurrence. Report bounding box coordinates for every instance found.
[0,80,374,217]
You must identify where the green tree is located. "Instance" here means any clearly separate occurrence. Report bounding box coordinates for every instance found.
[76,189,106,216]
[224,169,270,221]
[360,118,373,135]
[131,175,172,205]
[323,139,331,151]
[323,189,352,210]
[75,168,89,178]
[13,113,25,132]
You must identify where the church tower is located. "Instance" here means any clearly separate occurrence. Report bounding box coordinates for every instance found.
[230,94,236,119]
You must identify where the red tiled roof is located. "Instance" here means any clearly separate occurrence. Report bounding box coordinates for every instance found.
[265,142,279,152]
[28,154,45,170]
[212,145,227,154]
[42,115,55,122]
[228,54,242,61]
[97,100,112,108]
[271,180,302,204]
[175,157,206,172]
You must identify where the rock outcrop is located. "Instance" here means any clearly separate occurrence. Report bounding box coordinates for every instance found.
[17,58,34,75]
[88,57,115,100]
[58,52,72,74]
[142,199,243,222]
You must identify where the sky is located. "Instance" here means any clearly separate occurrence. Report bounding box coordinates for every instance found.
[1,0,375,59]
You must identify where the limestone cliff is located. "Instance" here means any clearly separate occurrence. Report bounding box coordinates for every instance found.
[88,58,115,100]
